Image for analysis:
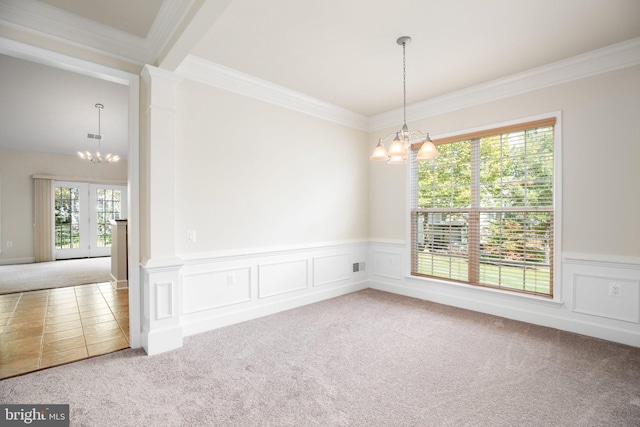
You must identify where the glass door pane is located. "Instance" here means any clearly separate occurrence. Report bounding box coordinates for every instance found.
[89,184,127,257]
[54,182,89,259]
[54,186,80,249]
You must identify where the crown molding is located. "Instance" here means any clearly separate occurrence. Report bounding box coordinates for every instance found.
[0,37,137,85]
[175,37,640,133]
[0,0,193,66]
[176,55,370,131]
[145,0,195,63]
[369,37,640,131]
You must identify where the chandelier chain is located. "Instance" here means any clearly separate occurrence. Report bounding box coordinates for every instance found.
[97,104,102,151]
[402,41,407,127]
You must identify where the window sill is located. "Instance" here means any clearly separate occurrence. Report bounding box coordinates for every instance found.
[404,274,564,308]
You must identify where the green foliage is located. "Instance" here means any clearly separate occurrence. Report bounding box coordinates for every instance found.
[54,187,122,250]
[54,187,80,249]
[414,126,554,293]
[418,140,471,208]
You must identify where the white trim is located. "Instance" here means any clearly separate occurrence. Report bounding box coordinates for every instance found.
[369,278,640,348]
[142,64,184,85]
[175,55,370,131]
[0,257,35,265]
[182,280,367,337]
[370,37,640,131]
[563,252,640,268]
[145,0,196,62]
[0,0,149,65]
[172,36,640,135]
[367,238,406,247]
[32,174,126,184]
[370,237,640,348]
[141,257,185,272]
[178,239,370,263]
[0,37,134,85]
[402,274,563,308]
[179,241,369,340]
[571,273,640,323]
[155,282,174,320]
[181,266,252,314]
[126,75,141,349]
[0,0,193,66]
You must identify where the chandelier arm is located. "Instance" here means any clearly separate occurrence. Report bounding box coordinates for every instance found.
[408,130,431,140]
[379,132,399,143]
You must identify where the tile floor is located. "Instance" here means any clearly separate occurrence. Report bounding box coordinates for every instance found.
[0,282,129,379]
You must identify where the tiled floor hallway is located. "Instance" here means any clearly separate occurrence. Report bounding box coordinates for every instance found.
[0,282,129,379]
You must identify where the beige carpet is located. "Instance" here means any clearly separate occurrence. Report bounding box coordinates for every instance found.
[0,257,111,294]
[2,289,639,426]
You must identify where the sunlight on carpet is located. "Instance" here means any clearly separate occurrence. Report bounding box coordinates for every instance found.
[0,258,111,294]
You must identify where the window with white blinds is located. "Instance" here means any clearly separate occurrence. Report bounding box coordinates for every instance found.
[410,118,556,297]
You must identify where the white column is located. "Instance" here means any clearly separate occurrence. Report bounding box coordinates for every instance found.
[139,65,184,355]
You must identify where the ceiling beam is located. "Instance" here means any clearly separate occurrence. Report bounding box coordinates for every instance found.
[156,0,233,72]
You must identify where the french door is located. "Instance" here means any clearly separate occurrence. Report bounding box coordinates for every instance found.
[54,181,127,259]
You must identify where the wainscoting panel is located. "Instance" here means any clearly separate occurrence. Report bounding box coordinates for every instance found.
[573,274,639,323]
[313,253,351,287]
[156,282,173,320]
[140,259,184,355]
[179,241,369,339]
[258,259,308,298]
[182,267,251,314]
[372,250,403,280]
[369,242,640,348]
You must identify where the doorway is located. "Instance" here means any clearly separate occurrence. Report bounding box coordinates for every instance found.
[54,182,128,260]
[0,38,140,378]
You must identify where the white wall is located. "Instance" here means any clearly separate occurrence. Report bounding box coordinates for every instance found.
[0,149,127,263]
[368,65,640,347]
[370,65,640,258]
[140,71,371,354]
[175,80,370,254]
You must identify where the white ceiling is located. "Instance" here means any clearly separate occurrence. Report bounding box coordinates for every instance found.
[193,0,640,116]
[38,0,164,38]
[1,0,640,157]
[0,54,129,158]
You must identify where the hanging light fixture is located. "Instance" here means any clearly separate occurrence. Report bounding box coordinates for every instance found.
[77,103,120,163]
[370,36,439,164]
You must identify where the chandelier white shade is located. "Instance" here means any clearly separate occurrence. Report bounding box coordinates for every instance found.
[370,36,439,164]
[77,103,120,164]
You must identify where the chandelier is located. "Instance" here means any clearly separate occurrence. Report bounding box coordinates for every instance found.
[370,36,439,164]
[77,103,120,163]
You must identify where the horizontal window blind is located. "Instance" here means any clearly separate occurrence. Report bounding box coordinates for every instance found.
[411,119,555,297]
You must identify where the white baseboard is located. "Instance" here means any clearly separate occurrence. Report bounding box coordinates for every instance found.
[368,243,640,348]
[145,325,183,356]
[139,241,640,354]
[110,274,128,290]
[182,280,367,337]
[140,241,369,353]
[369,279,640,348]
[0,257,35,265]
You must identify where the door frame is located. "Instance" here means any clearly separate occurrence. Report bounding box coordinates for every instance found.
[89,183,128,258]
[53,181,128,260]
[0,38,141,349]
